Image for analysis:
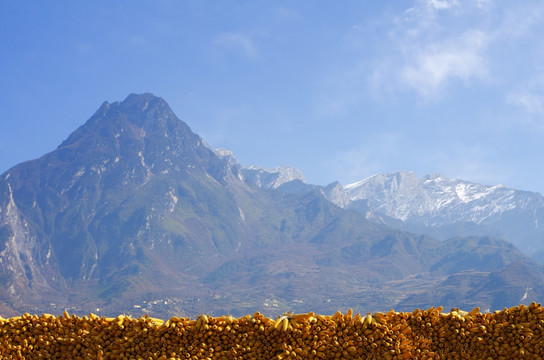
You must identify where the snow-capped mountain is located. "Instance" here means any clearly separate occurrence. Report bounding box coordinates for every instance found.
[214,149,307,190]
[343,171,529,223]
[3,94,544,317]
[336,171,544,261]
[218,165,544,261]
[240,165,306,189]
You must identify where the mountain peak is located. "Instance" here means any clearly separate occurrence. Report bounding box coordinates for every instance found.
[118,93,170,115]
[57,93,191,150]
[94,92,169,118]
[327,170,544,257]
[99,93,176,130]
[124,92,162,103]
[0,93,234,285]
[241,165,306,189]
[424,173,444,181]
[3,93,544,316]
[14,94,230,192]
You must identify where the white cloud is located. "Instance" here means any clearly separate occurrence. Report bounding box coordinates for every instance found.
[426,0,459,10]
[508,93,544,114]
[369,1,494,100]
[213,32,258,59]
[476,0,494,9]
[399,30,489,98]
[496,2,544,40]
[320,0,544,118]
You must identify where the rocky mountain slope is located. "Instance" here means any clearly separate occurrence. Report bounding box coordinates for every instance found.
[1,94,542,318]
[245,168,544,263]
[340,171,544,261]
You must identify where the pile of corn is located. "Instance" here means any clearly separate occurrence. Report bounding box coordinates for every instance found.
[1,303,543,359]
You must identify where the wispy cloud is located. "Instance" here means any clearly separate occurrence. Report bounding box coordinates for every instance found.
[506,74,544,129]
[475,0,493,9]
[508,93,544,114]
[369,1,494,101]
[427,142,512,186]
[371,0,544,105]
[213,32,258,59]
[399,30,489,98]
[320,133,405,184]
[426,0,459,10]
[324,135,511,188]
[497,2,544,40]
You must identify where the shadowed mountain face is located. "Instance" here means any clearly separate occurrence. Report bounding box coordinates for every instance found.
[1,94,543,318]
[0,94,247,306]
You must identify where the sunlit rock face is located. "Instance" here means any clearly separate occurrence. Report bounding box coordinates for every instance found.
[327,171,544,258]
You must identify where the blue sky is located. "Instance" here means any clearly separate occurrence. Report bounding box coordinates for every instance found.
[2,0,544,193]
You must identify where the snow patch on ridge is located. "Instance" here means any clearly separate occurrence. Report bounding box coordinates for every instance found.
[344,174,379,191]
[337,171,538,226]
[242,165,306,189]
